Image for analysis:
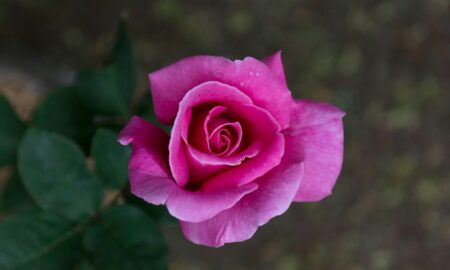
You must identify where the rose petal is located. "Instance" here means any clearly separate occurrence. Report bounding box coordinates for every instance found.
[287,100,345,202]
[262,50,287,88]
[180,99,257,184]
[186,142,260,166]
[170,81,254,187]
[166,182,258,223]
[119,116,174,205]
[184,106,215,152]
[180,135,304,247]
[208,122,242,155]
[183,103,262,168]
[184,148,230,184]
[201,104,284,191]
[204,106,228,138]
[120,116,260,222]
[149,55,292,128]
[188,105,242,156]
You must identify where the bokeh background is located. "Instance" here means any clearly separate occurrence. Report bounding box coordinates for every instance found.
[0,0,449,269]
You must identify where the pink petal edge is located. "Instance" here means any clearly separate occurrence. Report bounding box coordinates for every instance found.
[262,50,287,88]
[149,55,292,128]
[287,100,345,202]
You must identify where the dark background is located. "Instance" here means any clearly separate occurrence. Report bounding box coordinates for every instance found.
[0,0,449,269]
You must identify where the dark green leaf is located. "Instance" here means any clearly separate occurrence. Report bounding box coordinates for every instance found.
[0,211,82,270]
[32,86,95,151]
[139,112,172,134]
[136,91,171,133]
[136,90,154,116]
[0,95,26,165]
[18,129,103,221]
[126,191,176,224]
[76,22,137,119]
[0,170,37,215]
[75,261,96,270]
[91,128,130,189]
[76,66,131,118]
[83,205,168,270]
[106,21,138,99]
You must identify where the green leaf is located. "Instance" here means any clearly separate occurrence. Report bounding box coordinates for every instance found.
[126,191,176,224]
[76,66,131,118]
[106,21,138,99]
[0,211,82,270]
[136,90,154,116]
[139,112,172,134]
[18,129,103,221]
[91,128,130,189]
[0,170,37,215]
[0,95,26,165]
[137,91,172,134]
[32,86,95,151]
[83,205,168,270]
[75,261,96,270]
[76,22,137,119]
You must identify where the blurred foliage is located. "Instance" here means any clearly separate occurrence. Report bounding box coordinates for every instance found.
[18,129,104,221]
[32,86,95,152]
[0,95,26,165]
[0,23,169,270]
[0,170,37,214]
[0,211,83,269]
[82,205,168,270]
[91,128,131,189]
[0,0,449,269]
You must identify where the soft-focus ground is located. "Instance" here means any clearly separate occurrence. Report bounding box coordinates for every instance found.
[0,0,449,269]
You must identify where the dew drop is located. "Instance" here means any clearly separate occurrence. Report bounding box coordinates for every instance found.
[249,71,254,76]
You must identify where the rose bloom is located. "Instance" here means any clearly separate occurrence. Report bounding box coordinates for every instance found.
[119,51,344,247]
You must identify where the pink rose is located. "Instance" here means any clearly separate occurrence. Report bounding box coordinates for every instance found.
[119,51,344,247]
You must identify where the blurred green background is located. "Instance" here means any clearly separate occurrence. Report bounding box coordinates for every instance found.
[0,0,449,269]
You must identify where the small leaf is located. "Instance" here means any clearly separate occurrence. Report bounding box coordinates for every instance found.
[91,128,130,189]
[83,205,168,270]
[0,95,26,165]
[0,211,82,270]
[76,66,130,118]
[32,86,95,151]
[106,21,138,99]
[0,170,37,215]
[18,129,103,221]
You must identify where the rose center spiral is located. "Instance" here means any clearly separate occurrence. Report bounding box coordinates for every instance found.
[208,123,241,156]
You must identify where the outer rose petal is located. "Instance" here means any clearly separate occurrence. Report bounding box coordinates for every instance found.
[120,116,259,222]
[262,50,287,88]
[119,116,174,205]
[149,55,292,128]
[180,135,304,247]
[166,183,258,223]
[287,100,345,202]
